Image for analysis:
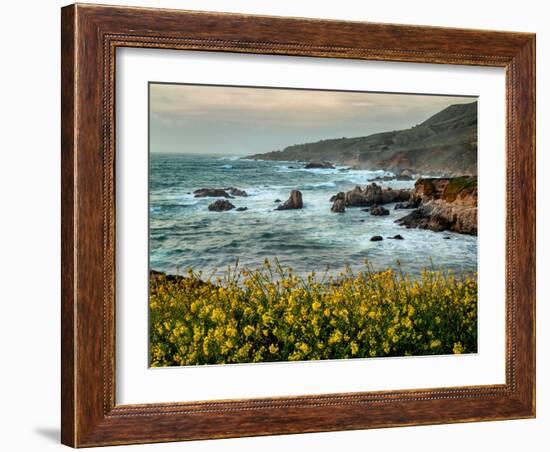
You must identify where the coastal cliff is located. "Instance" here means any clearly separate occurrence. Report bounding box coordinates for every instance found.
[395,177,477,235]
[247,101,477,176]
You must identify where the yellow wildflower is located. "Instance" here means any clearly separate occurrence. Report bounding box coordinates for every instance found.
[243,325,254,337]
[453,342,464,354]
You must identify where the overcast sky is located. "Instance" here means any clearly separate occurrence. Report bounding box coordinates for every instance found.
[150,83,476,156]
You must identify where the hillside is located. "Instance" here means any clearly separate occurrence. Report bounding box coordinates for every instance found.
[247,101,478,176]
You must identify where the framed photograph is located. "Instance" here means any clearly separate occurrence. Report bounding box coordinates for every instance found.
[61,3,535,447]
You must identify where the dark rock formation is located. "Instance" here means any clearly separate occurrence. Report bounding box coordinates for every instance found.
[394,198,420,210]
[395,174,414,181]
[370,235,383,242]
[389,234,404,240]
[370,205,390,216]
[194,187,247,198]
[235,207,248,211]
[276,190,303,210]
[331,199,346,213]
[194,188,232,198]
[304,162,335,169]
[395,176,477,235]
[330,192,345,202]
[225,187,248,197]
[396,207,450,232]
[208,199,235,212]
[340,183,411,207]
[274,199,281,203]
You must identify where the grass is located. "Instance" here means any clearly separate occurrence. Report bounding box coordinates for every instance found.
[443,176,477,202]
[149,260,477,367]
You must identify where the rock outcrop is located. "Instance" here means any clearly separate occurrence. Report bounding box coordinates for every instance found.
[339,183,411,207]
[331,199,346,213]
[276,190,303,210]
[208,199,235,212]
[304,162,335,169]
[394,198,420,210]
[370,235,383,242]
[370,205,390,216]
[225,187,248,197]
[395,176,477,235]
[194,188,232,198]
[194,187,247,198]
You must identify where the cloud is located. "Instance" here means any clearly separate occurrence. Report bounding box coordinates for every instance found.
[149,83,476,154]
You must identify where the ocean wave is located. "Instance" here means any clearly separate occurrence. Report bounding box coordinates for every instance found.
[274,165,302,173]
[149,154,476,277]
[217,156,241,161]
[300,181,337,189]
[154,203,197,210]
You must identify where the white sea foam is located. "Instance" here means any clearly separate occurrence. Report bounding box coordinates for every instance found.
[149,154,477,277]
[217,155,241,161]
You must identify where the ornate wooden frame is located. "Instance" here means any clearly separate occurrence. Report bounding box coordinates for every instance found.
[61,3,535,447]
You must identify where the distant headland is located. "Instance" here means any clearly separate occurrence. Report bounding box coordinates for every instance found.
[247,101,477,177]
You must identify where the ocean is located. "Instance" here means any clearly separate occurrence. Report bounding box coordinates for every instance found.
[149,153,477,277]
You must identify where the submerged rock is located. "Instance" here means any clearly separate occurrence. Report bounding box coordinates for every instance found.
[304,162,335,169]
[235,207,248,211]
[370,205,390,216]
[370,235,383,242]
[389,234,404,240]
[276,190,303,210]
[225,187,248,197]
[194,188,232,198]
[208,199,235,212]
[194,187,247,198]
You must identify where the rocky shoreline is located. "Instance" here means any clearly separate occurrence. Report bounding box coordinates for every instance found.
[192,174,477,236]
[329,182,411,208]
[395,177,477,235]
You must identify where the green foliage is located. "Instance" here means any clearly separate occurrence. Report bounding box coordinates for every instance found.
[443,176,477,202]
[149,261,477,367]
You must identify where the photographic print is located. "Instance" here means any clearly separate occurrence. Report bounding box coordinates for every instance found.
[148,83,478,367]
